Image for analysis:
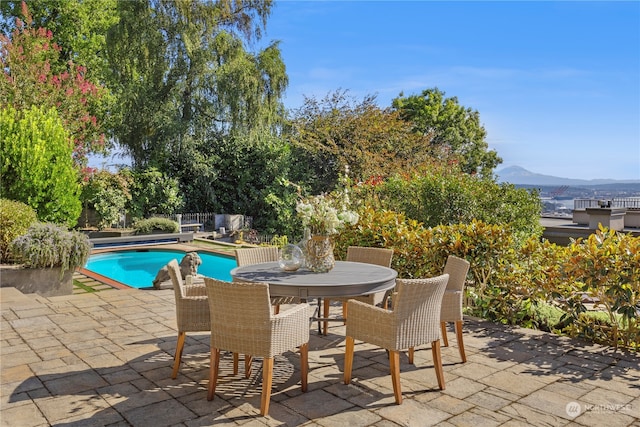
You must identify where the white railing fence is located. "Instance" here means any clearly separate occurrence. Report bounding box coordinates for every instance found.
[153,213,253,232]
[574,197,640,210]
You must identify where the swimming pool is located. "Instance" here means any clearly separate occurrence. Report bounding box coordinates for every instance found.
[84,249,237,289]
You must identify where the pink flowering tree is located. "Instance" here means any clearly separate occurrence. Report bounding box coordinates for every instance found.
[0,1,106,168]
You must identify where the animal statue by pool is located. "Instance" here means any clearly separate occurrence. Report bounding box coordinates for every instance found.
[153,252,202,289]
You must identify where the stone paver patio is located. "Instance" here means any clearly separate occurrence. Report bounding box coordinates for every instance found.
[1,286,638,427]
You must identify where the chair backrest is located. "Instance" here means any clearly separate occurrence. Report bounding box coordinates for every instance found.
[392,274,449,347]
[167,259,185,299]
[443,255,470,292]
[204,278,274,355]
[346,246,393,268]
[235,246,279,267]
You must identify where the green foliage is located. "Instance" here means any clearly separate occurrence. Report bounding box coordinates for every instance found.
[288,90,431,194]
[560,226,639,349]
[0,0,119,85]
[10,222,91,273]
[81,169,132,229]
[128,168,183,219]
[0,4,107,165]
[531,302,566,332]
[351,165,542,245]
[336,207,639,349]
[133,217,179,235]
[474,181,543,244]
[269,235,289,248]
[0,199,38,263]
[189,131,298,235]
[106,0,284,169]
[335,206,435,279]
[392,87,502,176]
[0,105,82,227]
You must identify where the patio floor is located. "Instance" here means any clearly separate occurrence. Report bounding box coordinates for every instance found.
[1,286,638,427]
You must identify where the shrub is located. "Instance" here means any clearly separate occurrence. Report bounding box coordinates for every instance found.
[128,168,183,219]
[351,166,542,246]
[10,222,91,274]
[336,205,639,350]
[133,217,179,234]
[335,206,433,278]
[0,199,38,263]
[81,170,132,230]
[560,226,640,349]
[0,105,82,227]
[531,302,567,332]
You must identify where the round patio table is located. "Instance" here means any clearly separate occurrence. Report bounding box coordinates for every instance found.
[230,261,397,299]
[230,261,398,334]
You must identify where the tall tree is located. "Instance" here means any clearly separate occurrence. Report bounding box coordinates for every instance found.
[288,90,432,194]
[392,88,502,177]
[105,0,287,168]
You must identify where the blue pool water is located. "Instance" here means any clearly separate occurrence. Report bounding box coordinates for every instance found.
[84,249,237,289]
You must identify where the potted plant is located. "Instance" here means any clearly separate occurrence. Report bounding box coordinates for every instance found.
[1,222,91,296]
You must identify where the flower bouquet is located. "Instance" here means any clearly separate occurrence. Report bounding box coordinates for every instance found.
[296,193,359,272]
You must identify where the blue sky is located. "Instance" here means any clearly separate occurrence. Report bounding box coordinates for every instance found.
[259,1,640,181]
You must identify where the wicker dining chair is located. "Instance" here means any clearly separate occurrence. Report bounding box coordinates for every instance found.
[343,274,450,405]
[234,246,302,376]
[440,255,471,362]
[235,247,299,312]
[204,278,311,416]
[166,259,210,379]
[322,246,394,335]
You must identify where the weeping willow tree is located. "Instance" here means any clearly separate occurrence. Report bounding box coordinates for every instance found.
[106,0,288,168]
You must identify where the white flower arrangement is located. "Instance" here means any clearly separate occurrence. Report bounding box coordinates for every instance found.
[296,193,359,236]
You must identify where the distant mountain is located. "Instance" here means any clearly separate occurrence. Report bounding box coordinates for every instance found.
[495,166,640,186]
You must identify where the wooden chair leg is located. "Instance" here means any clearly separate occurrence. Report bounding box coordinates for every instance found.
[342,301,348,324]
[171,332,186,379]
[408,347,414,364]
[300,343,309,392]
[260,357,274,416]
[323,298,330,335]
[440,322,449,347]
[431,340,445,390]
[207,348,220,400]
[389,350,402,404]
[273,304,280,315]
[343,336,355,384]
[455,320,466,362]
[233,352,239,375]
[245,355,253,378]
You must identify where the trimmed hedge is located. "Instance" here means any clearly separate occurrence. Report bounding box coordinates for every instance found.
[133,217,179,234]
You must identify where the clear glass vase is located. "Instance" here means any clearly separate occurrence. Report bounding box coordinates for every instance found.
[305,235,335,273]
[278,244,304,271]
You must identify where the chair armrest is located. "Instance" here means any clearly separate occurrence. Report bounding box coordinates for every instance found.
[440,290,463,321]
[180,295,208,306]
[184,284,208,297]
[346,299,394,348]
[270,296,300,306]
[270,303,312,354]
[273,302,312,324]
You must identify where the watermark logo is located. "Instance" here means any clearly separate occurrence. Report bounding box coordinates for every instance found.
[566,401,582,418]
[565,401,633,418]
